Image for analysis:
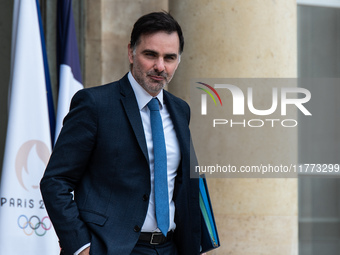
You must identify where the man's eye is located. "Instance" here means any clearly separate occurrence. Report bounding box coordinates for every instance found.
[145,52,156,57]
[165,56,176,61]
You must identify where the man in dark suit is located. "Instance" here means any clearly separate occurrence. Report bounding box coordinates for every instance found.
[40,12,202,255]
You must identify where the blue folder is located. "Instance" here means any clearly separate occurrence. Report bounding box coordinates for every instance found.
[199,175,220,253]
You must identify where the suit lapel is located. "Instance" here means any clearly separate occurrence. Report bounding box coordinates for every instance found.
[119,75,149,163]
[163,91,190,161]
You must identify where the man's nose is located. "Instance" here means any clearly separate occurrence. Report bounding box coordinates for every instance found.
[154,58,165,72]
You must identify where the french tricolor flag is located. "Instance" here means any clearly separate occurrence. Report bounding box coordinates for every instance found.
[55,0,83,142]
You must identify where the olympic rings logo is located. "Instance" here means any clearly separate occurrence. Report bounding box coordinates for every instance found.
[17,215,52,236]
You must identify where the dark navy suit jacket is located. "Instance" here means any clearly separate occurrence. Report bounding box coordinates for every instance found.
[40,74,201,255]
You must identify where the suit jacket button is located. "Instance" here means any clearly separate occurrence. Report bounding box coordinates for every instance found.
[143,194,149,201]
[134,225,141,232]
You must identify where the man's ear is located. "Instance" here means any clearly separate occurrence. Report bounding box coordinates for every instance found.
[127,44,134,64]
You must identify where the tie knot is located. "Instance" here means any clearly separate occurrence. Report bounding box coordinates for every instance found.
[147,98,160,111]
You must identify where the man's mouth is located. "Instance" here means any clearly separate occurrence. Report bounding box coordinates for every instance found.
[149,75,165,81]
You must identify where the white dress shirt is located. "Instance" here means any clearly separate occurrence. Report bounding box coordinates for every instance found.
[128,72,180,233]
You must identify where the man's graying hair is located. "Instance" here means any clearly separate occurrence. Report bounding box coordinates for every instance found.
[130,11,184,54]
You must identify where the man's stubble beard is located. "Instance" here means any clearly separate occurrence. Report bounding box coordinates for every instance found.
[132,63,176,96]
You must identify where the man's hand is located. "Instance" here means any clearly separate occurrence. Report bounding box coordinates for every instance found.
[79,246,90,255]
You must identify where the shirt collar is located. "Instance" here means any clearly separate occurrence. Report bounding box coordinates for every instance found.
[128,71,164,110]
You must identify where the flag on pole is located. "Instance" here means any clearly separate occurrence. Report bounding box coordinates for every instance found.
[55,0,83,141]
[0,0,59,254]
[37,0,56,147]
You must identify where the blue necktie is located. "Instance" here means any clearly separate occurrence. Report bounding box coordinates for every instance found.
[147,98,169,236]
